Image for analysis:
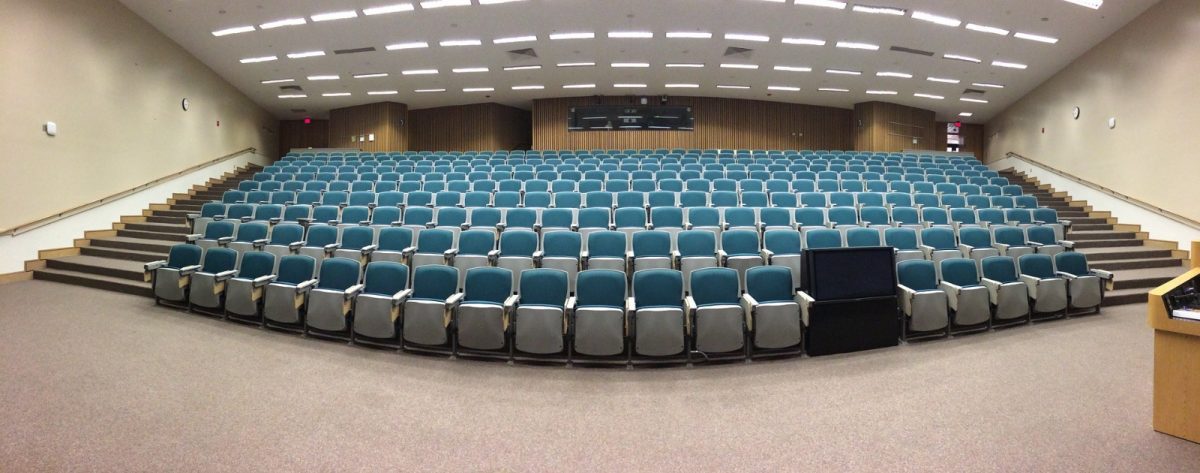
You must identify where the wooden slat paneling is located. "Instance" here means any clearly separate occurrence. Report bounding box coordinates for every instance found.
[853,101,937,152]
[408,103,531,151]
[327,102,409,152]
[531,96,852,150]
[277,119,329,156]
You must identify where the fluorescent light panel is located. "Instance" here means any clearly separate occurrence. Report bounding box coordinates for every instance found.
[557,62,595,67]
[960,97,989,103]
[794,0,847,9]
[826,69,861,75]
[353,73,389,79]
[494,35,537,44]
[415,88,445,93]
[665,31,712,39]
[819,88,849,92]
[261,79,294,84]
[725,33,770,42]
[865,90,897,95]
[239,56,277,63]
[504,65,542,71]
[927,77,960,84]
[717,85,751,89]
[511,85,544,90]
[613,83,646,88]
[363,4,415,15]
[774,65,812,72]
[836,41,879,50]
[439,39,482,46]
[611,62,650,68]
[665,83,700,88]
[368,90,399,95]
[972,82,1005,89]
[767,85,800,91]
[912,11,961,27]
[463,87,494,92]
[852,5,905,15]
[311,11,358,22]
[278,94,307,98]
[452,67,489,73]
[322,92,351,97]
[992,60,1028,69]
[965,23,1010,35]
[720,63,759,69]
[421,0,470,8]
[877,71,912,78]
[913,93,944,99]
[782,37,826,46]
[401,69,438,75]
[563,84,596,89]
[1062,0,1103,9]
[212,26,255,37]
[307,75,339,80]
[608,31,653,38]
[549,32,595,40]
[666,63,704,68]
[479,0,527,4]
[959,112,974,117]
[1015,32,1059,43]
[286,51,325,59]
[260,18,306,29]
[944,54,981,63]
[386,42,429,50]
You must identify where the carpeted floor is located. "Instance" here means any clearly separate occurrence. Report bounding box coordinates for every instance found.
[0,280,1196,472]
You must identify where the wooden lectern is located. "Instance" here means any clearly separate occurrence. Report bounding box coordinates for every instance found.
[1147,244,1200,443]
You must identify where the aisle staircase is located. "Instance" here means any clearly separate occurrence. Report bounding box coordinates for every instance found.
[28,164,262,296]
[998,169,1189,306]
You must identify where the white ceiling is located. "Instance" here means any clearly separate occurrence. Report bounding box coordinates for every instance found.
[119,0,1157,123]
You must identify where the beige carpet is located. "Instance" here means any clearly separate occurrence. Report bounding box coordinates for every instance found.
[0,280,1196,472]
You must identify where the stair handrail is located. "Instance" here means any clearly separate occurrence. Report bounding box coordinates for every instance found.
[0,147,258,237]
[1003,151,1200,231]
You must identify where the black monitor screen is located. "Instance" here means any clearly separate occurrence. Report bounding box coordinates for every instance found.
[804,247,896,300]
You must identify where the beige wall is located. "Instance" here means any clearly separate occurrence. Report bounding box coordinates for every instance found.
[985,0,1200,221]
[0,0,277,230]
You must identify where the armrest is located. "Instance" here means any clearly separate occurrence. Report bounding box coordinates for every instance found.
[402,246,417,257]
[939,280,964,295]
[297,218,313,226]
[361,244,378,255]
[1055,271,1080,280]
[323,243,340,255]
[442,249,459,259]
[344,284,365,299]
[358,220,371,226]
[288,240,306,251]
[980,278,1003,299]
[957,244,974,255]
[740,293,758,331]
[295,279,318,293]
[564,296,577,312]
[252,275,277,287]
[144,260,167,272]
[214,270,238,282]
[992,242,1011,252]
[1026,241,1043,248]
[252,238,269,250]
[797,291,815,326]
[718,249,729,265]
[759,248,774,263]
[1059,240,1076,250]
[186,213,199,222]
[186,234,202,243]
[645,223,655,230]
[240,216,253,223]
[684,223,693,230]
[579,250,589,261]
[1019,274,1041,295]
[179,264,202,276]
[496,223,507,232]
[918,244,934,258]
[391,288,413,305]
[217,236,235,246]
[424,222,436,229]
[570,224,579,232]
[896,284,916,315]
[504,294,520,311]
[684,295,698,314]
[445,292,465,308]
[1093,269,1115,281]
[459,223,471,231]
[1060,219,1073,228]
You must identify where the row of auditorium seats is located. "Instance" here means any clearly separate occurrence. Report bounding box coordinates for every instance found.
[146,245,1110,363]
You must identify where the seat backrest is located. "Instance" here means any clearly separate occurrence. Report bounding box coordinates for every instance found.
[746,266,793,303]
[1054,252,1090,276]
[724,207,756,227]
[920,227,955,250]
[1033,208,1059,224]
[436,207,467,226]
[892,206,919,225]
[377,227,414,251]
[204,220,236,240]
[633,269,683,309]
[166,244,203,269]
[677,230,716,257]
[238,251,276,279]
[541,208,574,228]
[337,226,371,250]
[464,267,513,302]
[632,230,671,257]
[981,256,1018,283]
[993,226,1026,246]
[277,255,317,284]
[416,228,454,254]
[649,207,684,228]
[959,227,992,248]
[235,222,269,243]
[305,225,339,247]
[499,230,538,257]
[542,231,581,258]
[1026,226,1057,246]
[690,268,739,306]
[846,227,882,247]
[458,230,496,256]
[519,269,568,308]
[940,258,980,287]
[363,262,409,296]
[805,229,844,249]
[587,231,627,258]
[403,206,434,226]
[317,257,361,290]
[1019,254,1056,279]
[722,229,760,255]
[411,265,458,301]
[577,207,611,229]
[614,207,646,228]
[576,270,627,308]
[687,207,720,226]
[827,207,857,226]
[897,259,938,291]
[764,229,802,255]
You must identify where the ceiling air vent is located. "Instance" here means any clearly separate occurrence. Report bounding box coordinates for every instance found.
[280,85,304,91]
[290,109,307,113]
[889,46,934,57]
[723,47,754,58]
[962,88,986,95]
[334,46,377,55]
[506,48,538,59]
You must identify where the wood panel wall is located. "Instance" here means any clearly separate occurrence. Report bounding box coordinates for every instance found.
[531,96,853,150]
[408,103,532,151]
[277,119,329,156]
[936,122,985,157]
[327,102,409,152]
[852,101,937,152]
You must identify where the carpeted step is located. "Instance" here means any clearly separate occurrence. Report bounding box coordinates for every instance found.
[145,215,187,225]
[1101,288,1151,307]
[1111,265,1189,291]
[80,246,166,263]
[1059,211,1091,218]
[117,229,188,242]
[173,198,207,206]
[32,268,152,298]
[122,222,190,235]
[170,204,202,212]
[1068,231,1137,241]
[45,255,148,282]
[89,236,179,254]
[1090,258,1187,271]
[1067,217,1109,225]
[1071,223,1114,231]
[1073,239,1143,249]
[151,209,193,218]
[1079,247,1175,261]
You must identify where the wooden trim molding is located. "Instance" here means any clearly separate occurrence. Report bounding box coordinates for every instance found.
[0,147,257,236]
[0,271,33,285]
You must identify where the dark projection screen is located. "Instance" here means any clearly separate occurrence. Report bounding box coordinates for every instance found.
[567,105,695,131]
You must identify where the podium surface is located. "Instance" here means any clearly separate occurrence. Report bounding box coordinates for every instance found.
[1148,267,1200,444]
